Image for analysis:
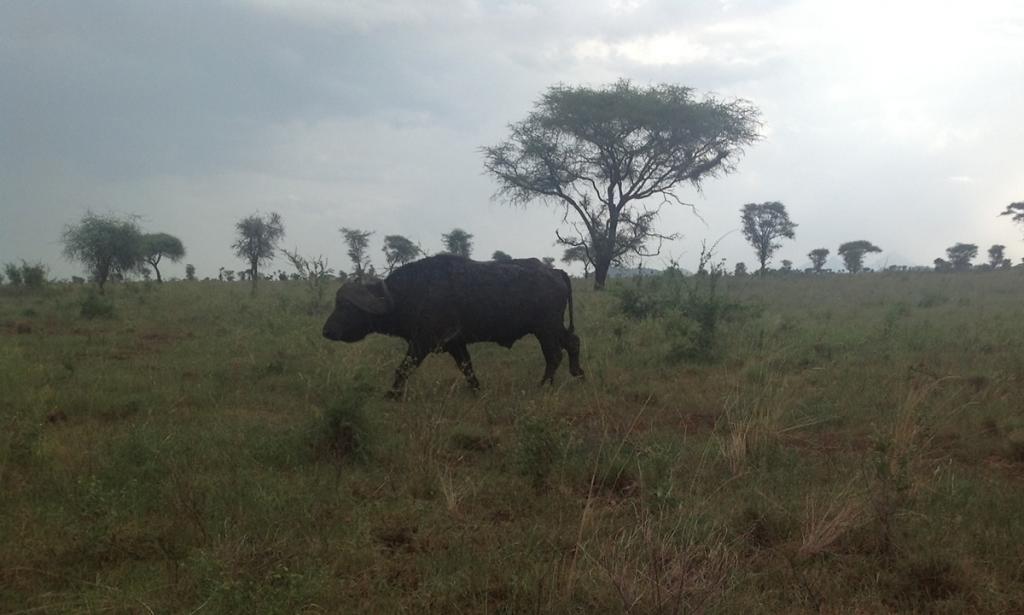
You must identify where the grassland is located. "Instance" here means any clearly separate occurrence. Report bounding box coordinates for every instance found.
[2,270,1024,613]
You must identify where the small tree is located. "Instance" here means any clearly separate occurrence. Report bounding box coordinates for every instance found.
[283,248,335,310]
[140,232,185,283]
[988,244,1010,269]
[232,212,285,293]
[340,227,374,279]
[808,248,830,273]
[561,245,592,278]
[185,264,196,280]
[2,261,47,289]
[740,201,797,274]
[492,250,513,262]
[382,234,421,274]
[4,263,22,286]
[61,212,144,293]
[946,243,978,271]
[442,228,473,258]
[934,258,952,272]
[734,262,747,276]
[837,240,882,273]
[780,259,793,272]
[483,80,760,290]
[541,256,556,268]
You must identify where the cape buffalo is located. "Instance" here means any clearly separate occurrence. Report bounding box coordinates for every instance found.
[322,254,583,396]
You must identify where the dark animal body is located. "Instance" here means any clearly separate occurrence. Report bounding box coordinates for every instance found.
[322,254,583,395]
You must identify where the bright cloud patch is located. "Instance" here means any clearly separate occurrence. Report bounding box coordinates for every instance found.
[574,32,710,65]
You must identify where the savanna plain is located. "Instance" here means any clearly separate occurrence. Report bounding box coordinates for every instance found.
[3,270,1024,613]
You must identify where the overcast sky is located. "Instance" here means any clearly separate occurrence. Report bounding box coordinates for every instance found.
[2,0,1023,278]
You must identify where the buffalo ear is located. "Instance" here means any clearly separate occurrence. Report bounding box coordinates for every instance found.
[340,281,393,315]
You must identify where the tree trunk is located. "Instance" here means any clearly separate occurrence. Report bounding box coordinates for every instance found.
[593,253,612,290]
[148,255,163,283]
[250,262,258,294]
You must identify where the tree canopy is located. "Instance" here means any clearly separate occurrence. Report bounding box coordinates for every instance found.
[232,212,284,293]
[61,212,144,293]
[141,232,185,283]
[837,240,881,273]
[491,250,513,262]
[740,201,796,273]
[945,243,978,271]
[808,248,830,273]
[561,245,592,278]
[1000,201,1024,232]
[382,235,421,273]
[988,244,1010,269]
[340,228,374,279]
[483,80,760,289]
[442,228,473,258]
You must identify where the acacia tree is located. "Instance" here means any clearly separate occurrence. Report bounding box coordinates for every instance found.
[442,228,473,258]
[837,241,881,273]
[140,233,185,283]
[491,250,513,262]
[382,235,421,274]
[946,243,978,271]
[185,264,196,280]
[988,244,1010,269]
[283,248,335,309]
[1000,202,1024,235]
[740,201,797,273]
[340,228,374,279]
[61,212,144,293]
[808,248,830,273]
[483,80,760,290]
[561,245,592,278]
[232,212,284,293]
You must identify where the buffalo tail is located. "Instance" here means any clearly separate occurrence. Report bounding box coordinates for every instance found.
[559,270,575,333]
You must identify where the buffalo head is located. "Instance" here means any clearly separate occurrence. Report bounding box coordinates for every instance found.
[322,280,393,342]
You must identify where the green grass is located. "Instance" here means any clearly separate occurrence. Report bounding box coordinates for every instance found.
[2,271,1024,612]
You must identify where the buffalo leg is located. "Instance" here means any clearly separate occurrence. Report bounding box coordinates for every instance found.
[562,330,584,378]
[537,333,563,386]
[447,343,481,390]
[388,344,427,398]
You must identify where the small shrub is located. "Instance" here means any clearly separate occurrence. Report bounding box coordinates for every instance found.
[3,263,23,286]
[3,261,47,288]
[615,286,662,320]
[79,291,115,319]
[513,416,561,489]
[313,381,375,464]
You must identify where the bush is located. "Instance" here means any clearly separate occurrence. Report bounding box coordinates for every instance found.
[616,285,663,320]
[3,263,22,286]
[313,381,375,464]
[3,261,48,288]
[79,291,116,319]
[513,416,561,489]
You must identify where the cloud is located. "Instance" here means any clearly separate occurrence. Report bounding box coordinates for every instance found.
[2,0,1023,277]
